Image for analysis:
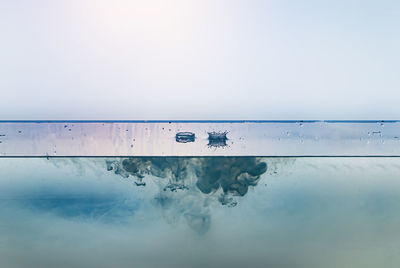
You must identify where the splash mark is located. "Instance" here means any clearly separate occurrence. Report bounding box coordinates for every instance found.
[176,132,195,143]
[208,131,228,148]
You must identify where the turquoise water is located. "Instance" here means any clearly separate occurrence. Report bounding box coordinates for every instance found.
[0,157,399,268]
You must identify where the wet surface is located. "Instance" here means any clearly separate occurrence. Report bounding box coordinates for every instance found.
[2,121,400,156]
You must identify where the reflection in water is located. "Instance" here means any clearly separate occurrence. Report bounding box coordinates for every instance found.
[0,157,400,268]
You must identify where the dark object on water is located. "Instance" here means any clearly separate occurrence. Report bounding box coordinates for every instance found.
[208,131,228,147]
[176,132,195,143]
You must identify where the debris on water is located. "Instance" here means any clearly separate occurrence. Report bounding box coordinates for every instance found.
[135,181,146,186]
[207,131,228,148]
[176,132,195,143]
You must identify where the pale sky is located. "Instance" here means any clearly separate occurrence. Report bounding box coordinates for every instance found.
[0,0,399,120]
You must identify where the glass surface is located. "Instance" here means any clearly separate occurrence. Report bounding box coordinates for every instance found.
[2,121,400,157]
[1,157,399,268]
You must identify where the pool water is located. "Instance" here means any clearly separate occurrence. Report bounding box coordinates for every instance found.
[0,157,399,268]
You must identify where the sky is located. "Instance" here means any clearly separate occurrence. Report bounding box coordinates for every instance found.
[0,0,399,120]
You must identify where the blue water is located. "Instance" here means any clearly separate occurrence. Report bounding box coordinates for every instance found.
[0,157,399,268]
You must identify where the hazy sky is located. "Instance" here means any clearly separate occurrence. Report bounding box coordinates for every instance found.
[0,0,399,120]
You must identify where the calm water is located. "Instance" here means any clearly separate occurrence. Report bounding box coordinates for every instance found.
[0,157,399,268]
